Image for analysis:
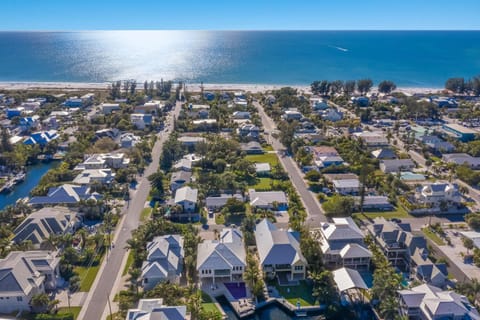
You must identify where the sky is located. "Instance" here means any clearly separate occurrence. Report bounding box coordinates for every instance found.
[1,0,480,30]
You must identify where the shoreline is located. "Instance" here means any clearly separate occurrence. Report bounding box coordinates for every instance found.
[0,81,443,95]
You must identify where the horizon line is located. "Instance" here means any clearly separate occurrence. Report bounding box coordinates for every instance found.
[0,28,479,32]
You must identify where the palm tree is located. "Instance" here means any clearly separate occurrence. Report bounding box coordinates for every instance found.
[128,268,141,295]
[30,293,50,313]
[187,290,202,320]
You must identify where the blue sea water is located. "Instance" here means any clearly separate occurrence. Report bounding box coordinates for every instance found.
[0,31,479,87]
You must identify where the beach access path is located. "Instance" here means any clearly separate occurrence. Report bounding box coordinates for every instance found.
[78,100,182,320]
[254,100,327,226]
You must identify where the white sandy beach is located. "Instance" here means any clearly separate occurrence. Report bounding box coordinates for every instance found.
[0,81,443,95]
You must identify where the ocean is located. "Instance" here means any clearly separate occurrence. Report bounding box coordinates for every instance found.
[0,30,479,87]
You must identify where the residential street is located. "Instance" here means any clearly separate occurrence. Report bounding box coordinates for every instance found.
[254,101,327,226]
[78,101,182,320]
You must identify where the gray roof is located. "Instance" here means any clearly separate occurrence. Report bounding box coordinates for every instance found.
[321,217,364,241]
[170,170,192,184]
[0,251,59,297]
[333,267,368,292]
[142,235,184,280]
[254,219,307,266]
[197,228,246,271]
[13,207,78,245]
[249,190,287,207]
[371,148,396,159]
[255,163,271,173]
[205,194,243,208]
[380,159,415,172]
[127,299,187,320]
[174,186,198,204]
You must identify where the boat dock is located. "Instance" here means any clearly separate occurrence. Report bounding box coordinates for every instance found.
[0,172,26,193]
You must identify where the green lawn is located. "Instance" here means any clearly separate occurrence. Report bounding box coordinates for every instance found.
[263,145,274,151]
[422,227,446,246]
[122,250,134,276]
[215,213,245,226]
[57,307,81,320]
[252,177,274,190]
[245,153,279,166]
[275,281,315,306]
[201,291,222,316]
[353,206,412,220]
[140,207,152,222]
[74,253,104,292]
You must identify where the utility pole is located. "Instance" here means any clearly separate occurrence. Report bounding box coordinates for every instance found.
[107,293,113,320]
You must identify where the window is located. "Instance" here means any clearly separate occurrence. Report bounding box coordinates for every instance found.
[144,278,148,284]
[294,265,303,271]
[17,297,22,302]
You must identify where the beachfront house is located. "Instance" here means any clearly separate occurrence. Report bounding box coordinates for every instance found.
[248,189,288,211]
[126,299,187,320]
[197,228,246,285]
[398,284,479,320]
[319,217,371,271]
[12,207,80,248]
[254,219,307,282]
[29,184,102,206]
[141,235,184,290]
[0,251,61,314]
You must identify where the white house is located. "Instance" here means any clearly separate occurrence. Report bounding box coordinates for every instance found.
[248,190,288,211]
[398,284,480,320]
[232,111,251,119]
[0,251,61,314]
[126,299,187,320]
[141,235,184,290]
[254,219,307,281]
[379,159,415,173]
[174,186,198,213]
[73,168,115,185]
[197,228,246,285]
[282,110,303,121]
[332,179,361,195]
[76,153,130,170]
[101,103,121,114]
[415,183,461,205]
[318,217,371,270]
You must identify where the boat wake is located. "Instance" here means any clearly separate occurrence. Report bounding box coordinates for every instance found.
[330,45,349,52]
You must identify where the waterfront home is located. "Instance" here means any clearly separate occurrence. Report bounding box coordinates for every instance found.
[282,110,303,121]
[332,267,368,297]
[254,219,307,282]
[371,148,397,159]
[29,184,102,206]
[232,111,251,119]
[12,207,80,247]
[332,178,360,195]
[178,136,206,147]
[126,298,187,320]
[442,153,480,169]
[0,251,61,314]
[240,141,264,154]
[76,153,130,170]
[197,228,246,285]
[442,123,477,142]
[248,189,288,211]
[100,103,121,114]
[170,170,192,192]
[318,217,371,270]
[379,159,415,173]
[24,130,59,146]
[398,284,479,320]
[237,123,260,139]
[73,168,115,186]
[131,113,153,130]
[173,158,192,172]
[310,97,329,111]
[120,132,141,148]
[205,194,244,210]
[174,186,198,213]
[415,182,461,206]
[141,235,184,290]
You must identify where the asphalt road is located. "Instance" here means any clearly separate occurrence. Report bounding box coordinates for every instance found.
[78,101,182,320]
[254,101,327,226]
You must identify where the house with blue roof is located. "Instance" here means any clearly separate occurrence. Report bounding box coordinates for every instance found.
[197,228,246,285]
[254,219,307,282]
[24,130,59,146]
[6,108,23,119]
[19,116,40,132]
[29,184,102,206]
